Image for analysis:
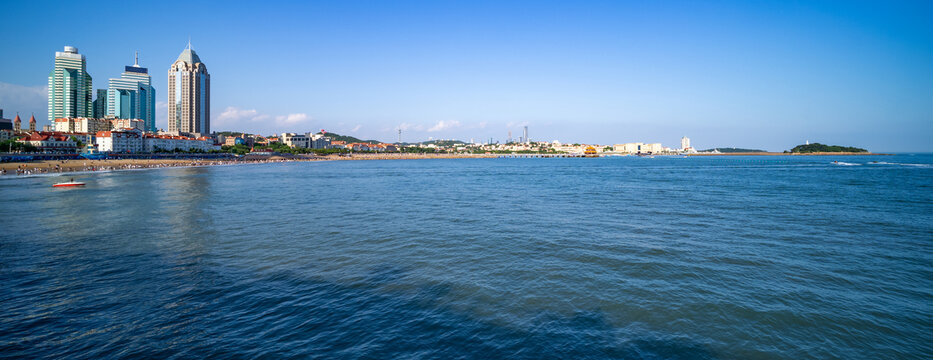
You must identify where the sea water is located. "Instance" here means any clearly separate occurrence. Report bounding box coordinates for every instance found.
[1,155,931,359]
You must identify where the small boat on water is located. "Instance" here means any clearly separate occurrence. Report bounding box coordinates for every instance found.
[53,179,85,188]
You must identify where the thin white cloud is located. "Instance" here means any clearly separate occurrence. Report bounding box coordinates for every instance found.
[219,107,259,121]
[428,120,461,132]
[275,113,309,125]
[350,125,362,132]
[398,122,426,131]
[0,82,48,120]
[213,106,313,134]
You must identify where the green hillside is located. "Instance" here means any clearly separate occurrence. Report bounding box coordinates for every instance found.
[790,143,867,153]
[316,132,383,144]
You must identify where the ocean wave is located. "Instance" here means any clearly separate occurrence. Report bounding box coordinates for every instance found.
[869,162,932,168]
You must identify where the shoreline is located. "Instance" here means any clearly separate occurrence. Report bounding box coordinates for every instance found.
[0,153,496,177]
[0,158,324,177]
[0,151,893,177]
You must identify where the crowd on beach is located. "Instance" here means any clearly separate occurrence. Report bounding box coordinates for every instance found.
[0,153,494,176]
[0,158,318,176]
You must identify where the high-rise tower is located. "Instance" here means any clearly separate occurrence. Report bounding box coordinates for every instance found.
[93,89,107,118]
[48,46,93,123]
[108,52,156,131]
[168,42,210,135]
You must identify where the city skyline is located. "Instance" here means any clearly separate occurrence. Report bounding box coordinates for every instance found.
[1,1,931,152]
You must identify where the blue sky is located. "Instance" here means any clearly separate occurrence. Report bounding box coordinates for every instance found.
[1,0,931,151]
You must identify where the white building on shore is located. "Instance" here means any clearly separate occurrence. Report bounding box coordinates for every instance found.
[281,132,332,149]
[95,128,216,153]
[612,143,663,154]
[55,117,145,134]
[96,129,144,153]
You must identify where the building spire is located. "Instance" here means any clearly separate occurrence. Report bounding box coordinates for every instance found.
[187,36,191,50]
[134,51,139,66]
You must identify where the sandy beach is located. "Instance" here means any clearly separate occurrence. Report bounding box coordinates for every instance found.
[0,153,499,176]
[0,158,321,176]
[0,151,891,176]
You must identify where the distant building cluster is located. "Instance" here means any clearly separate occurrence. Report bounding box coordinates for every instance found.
[2,44,219,154]
[412,134,698,156]
[2,45,710,158]
[277,132,398,152]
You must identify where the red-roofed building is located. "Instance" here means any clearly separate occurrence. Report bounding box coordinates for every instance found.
[346,142,371,151]
[376,143,398,152]
[17,131,78,153]
[142,133,215,153]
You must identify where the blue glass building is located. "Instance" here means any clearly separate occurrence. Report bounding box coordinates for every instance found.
[107,53,156,132]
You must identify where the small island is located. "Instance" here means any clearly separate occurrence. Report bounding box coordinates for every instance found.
[788,143,868,154]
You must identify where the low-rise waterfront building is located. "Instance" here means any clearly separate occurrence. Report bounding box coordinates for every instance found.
[347,143,371,151]
[17,131,78,153]
[280,132,332,149]
[96,128,144,153]
[93,128,215,153]
[143,134,215,153]
[310,133,331,149]
[613,142,664,154]
[111,118,145,131]
[54,117,109,133]
[281,132,310,148]
[54,117,145,134]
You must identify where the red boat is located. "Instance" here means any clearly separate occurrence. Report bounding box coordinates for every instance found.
[53,181,85,188]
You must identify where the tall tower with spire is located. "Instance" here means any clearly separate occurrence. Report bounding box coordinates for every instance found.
[167,41,210,135]
[48,46,93,122]
[107,51,156,131]
[13,113,21,131]
[28,114,36,132]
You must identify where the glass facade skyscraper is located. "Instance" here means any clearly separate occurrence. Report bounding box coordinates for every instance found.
[93,89,107,119]
[167,44,210,135]
[48,46,93,123]
[107,53,156,131]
